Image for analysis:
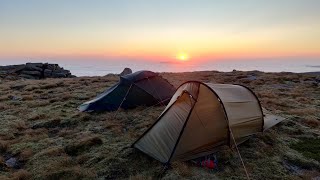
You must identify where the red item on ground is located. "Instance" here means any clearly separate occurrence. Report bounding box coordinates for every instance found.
[201,159,215,169]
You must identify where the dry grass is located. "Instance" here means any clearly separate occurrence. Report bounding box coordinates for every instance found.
[19,149,33,161]
[21,95,34,101]
[0,71,319,179]
[65,136,103,156]
[304,117,320,128]
[35,147,65,157]
[11,169,31,180]
[10,121,28,131]
[0,104,11,110]
[129,174,153,180]
[172,161,193,177]
[288,108,319,116]
[0,140,9,152]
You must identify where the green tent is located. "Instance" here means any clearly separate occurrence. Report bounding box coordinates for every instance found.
[78,71,175,112]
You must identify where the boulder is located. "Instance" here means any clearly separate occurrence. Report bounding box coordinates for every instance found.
[19,74,39,79]
[1,65,26,73]
[120,68,132,76]
[44,69,53,78]
[21,70,41,76]
[0,62,75,79]
[26,62,43,67]
[25,63,43,72]
[52,73,66,78]
[47,64,61,71]
[0,65,22,71]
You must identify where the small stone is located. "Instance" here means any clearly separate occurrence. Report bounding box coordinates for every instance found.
[5,157,17,168]
[247,75,257,81]
[10,95,22,101]
[10,84,26,90]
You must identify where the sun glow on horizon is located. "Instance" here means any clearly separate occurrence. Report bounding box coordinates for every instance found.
[176,52,190,61]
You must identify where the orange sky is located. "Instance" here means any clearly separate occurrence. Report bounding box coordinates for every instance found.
[0,0,319,62]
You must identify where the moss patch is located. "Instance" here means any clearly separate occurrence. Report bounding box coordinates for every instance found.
[290,138,320,162]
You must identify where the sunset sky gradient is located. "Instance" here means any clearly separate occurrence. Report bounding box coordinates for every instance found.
[0,0,319,62]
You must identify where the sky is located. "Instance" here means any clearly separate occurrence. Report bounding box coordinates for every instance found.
[0,0,320,62]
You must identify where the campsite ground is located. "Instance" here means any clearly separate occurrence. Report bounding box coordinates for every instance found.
[0,70,319,179]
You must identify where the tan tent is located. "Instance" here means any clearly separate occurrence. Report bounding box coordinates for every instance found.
[133,81,284,164]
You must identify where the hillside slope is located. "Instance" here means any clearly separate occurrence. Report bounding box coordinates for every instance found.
[0,71,319,179]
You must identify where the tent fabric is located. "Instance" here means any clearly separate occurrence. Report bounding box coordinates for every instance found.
[133,81,284,163]
[78,70,176,112]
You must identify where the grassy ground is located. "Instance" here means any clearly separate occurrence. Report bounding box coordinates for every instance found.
[0,71,319,179]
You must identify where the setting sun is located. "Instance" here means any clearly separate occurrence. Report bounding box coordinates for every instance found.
[176,52,189,61]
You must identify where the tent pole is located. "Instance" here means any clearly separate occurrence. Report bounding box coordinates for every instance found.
[113,83,133,119]
[229,128,250,180]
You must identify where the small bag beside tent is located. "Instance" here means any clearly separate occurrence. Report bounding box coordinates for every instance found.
[78,70,175,112]
[132,81,284,164]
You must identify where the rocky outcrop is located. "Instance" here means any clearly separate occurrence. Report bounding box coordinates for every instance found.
[119,68,132,76]
[0,63,76,80]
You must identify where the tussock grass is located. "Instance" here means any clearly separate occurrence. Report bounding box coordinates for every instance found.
[288,108,319,116]
[290,138,320,162]
[0,71,319,179]
[65,136,103,156]
[11,169,31,180]
[172,161,193,177]
[304,118,320,128]
[0,140,9,153]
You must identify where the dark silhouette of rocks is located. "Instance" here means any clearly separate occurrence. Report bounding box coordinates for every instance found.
[0,62,76,80]
[119,68,132,76]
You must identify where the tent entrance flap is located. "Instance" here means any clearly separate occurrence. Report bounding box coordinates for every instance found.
[134,92,194,163]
